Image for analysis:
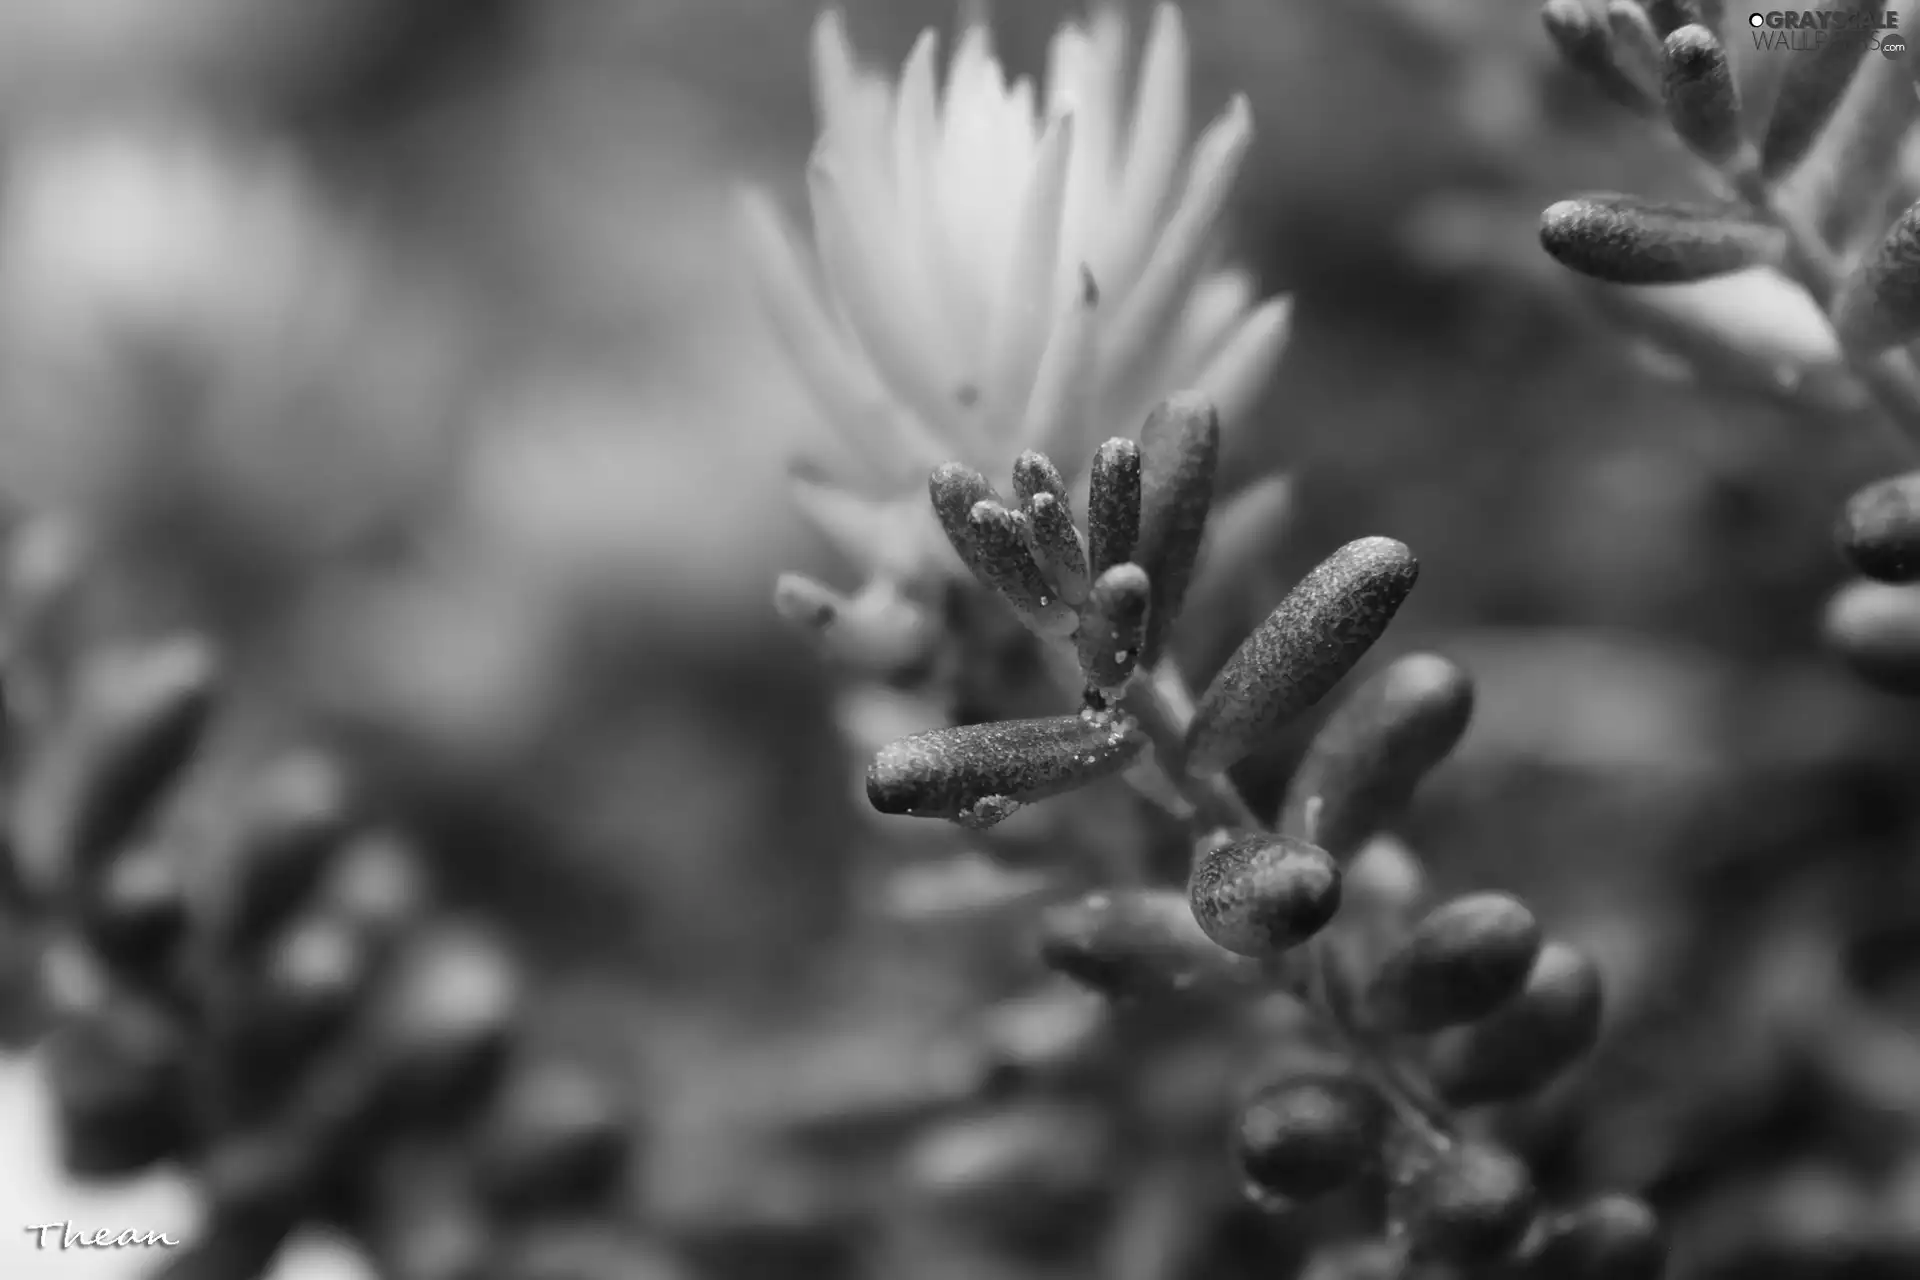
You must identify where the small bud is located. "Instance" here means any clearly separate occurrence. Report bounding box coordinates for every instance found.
[1604,2,1665,90]
[1186,538,1420,776]
[1087,437,1143,579]
[929,461,1001,578]
[1832,199,1920,355]
[1663,25,1746,168]
[1076,563,1151,698]
[1395,1139,1538,1266]
[1280,653,1474,862]
[1011,450,1070,506]
[1838,471,1920,583]
[1134,393,1221,664]
[217,752,353,954]
[1234,1071,1386,1206]
[967,499,1081,636]
[1824,580,1920,694]
[1760,20,1873,178]
[866,712,1146,828]
[1189,834,1342,959]
[15,636,219,896]
[1024,492,1091,607]
[1365,893,1542,1033]
[371,924,522,1119]
[1427,941,1604,1106]
[48,997,190,1175]
[1038,887,1264,999]
[1539,194,1784,283]
[1542,0,1657,114]
[475,1060,633,1215]
[1521,1194,1667,1280]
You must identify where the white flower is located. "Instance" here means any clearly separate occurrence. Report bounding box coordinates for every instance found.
[738,2,1290,499]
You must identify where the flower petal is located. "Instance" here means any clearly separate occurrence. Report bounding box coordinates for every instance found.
[1105,3,1191,302]
[1024,264,1102,466]
[1096,95,1255,424]
[983,113,1075,437]
[1194,296,1293,436]
[809,154,970,447]
[734,185,939,484]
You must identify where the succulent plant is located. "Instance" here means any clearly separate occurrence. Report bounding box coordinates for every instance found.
[0,525,652,1280]
[835,390,1666,1277]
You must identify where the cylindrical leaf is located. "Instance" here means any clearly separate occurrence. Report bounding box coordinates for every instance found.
[1086,437,1142,579]
[968,499,1081,636]
[1427,940,1604,1105]
[1540,194,1784,283]
[1542,0,1658,113]
[1663,25,1745,166]
[1038,887,1263,999]
[1364,893,1542,1033]
[1832,199,1920,355]
[1134,393,1220,664]
[1759,3,1874,178]
[1394,1138,1538,1267]
[1837,471,1920,583]
[1186,538,1420,776]
[216,752,353,956]
[1023,492,1091,607]
[1279,653,1474,862]
[1076,563,1151,699]
[929,462,1000,579]
[1824,579,1920,693]
[1011,450,1070,506]
[15,636,220,896]
[1234,1071,1385,1206]
[1189,833,1342,959]
[867,713,1147,828]
[1522,1194,1667,1280]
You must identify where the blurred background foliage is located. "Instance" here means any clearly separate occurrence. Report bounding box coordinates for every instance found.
[3,0,1919,1277]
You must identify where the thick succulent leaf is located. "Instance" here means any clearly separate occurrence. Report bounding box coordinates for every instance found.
[1758,1,1875,179]
[1836,470,1920,583]
[1278,653,1475,863]
[1076,563,1152,700]
[1663,25,1746,167]
[1542,0,1658,114]
[1824,578,1920,693]
[1363,893,1543,1034]
[967,499,1080,636]
[1426,941,1605,1106]
[1037,886,1265,999]
[1086,437,1143,579]
[14,637,220,898]
[1188,833,1341,959]
[1186,538,1420,776]
[1832,199,1920,355]
[867,712,1148,828]
[1540,194,1785,283]
[1134,393,1221,665]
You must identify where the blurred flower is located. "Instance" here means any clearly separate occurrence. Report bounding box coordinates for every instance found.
[740,2,1289,585]
[0,117,472,584]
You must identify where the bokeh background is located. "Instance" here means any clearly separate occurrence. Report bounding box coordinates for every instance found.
[2,0,1918,1276]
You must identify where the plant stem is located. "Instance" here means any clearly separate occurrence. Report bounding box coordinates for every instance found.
[1122,660,1458,1141]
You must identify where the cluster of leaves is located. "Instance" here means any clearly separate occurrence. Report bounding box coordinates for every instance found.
[0,526,654,1280]
[850,392,1666,1277]
[1534,0,1920,689]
